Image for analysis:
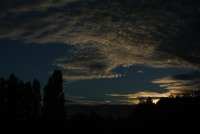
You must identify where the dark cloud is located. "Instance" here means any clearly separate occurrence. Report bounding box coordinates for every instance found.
[0,0,200,80]
[173,72,200,80]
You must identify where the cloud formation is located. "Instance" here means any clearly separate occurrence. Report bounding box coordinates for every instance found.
[0,0,200,80]
[0,0,77,13]
[107,91,171,104]
[107,72,200,104]
[152,72,200,91]
[108,91,170,99]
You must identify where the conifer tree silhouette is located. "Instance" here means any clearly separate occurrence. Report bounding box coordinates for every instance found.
[43,70,65,120]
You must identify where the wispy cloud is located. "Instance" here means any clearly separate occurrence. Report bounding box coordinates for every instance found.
[65,94,124,105]
[138,70,144,74]
[0,0,200,80]
[107,91,171,104]
[107,72,200,104]
[152,72,200,91]
[107,91,170,99]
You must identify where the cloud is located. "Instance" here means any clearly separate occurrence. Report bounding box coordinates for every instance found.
[0,0,78,13]
[0,0,200,80]
[65,94,124,105]
[106,72,200,105]
[107,91,170,99]
[138,70,144,74]
[107,91,171,104]
[65,94,95,105]
[152,72,200,91]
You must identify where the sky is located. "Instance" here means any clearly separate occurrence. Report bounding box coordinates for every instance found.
[0,0,200,105]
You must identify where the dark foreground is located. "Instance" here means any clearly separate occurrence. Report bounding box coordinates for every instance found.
[1,72,200,132]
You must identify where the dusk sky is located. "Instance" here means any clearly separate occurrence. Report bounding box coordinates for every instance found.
[0,0,200,105]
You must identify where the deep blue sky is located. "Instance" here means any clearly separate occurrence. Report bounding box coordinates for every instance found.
[0,39,68,86]
[0,0,199,105]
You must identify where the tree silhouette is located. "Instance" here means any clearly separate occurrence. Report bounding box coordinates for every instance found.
[1,69,200,132]
[22,82,32,119]
[6,74,19,120]
[0,74,43,120]
[0,71,66,120]
[42,70,65,120]
[0,77,6,119]
[129,97,156,126]
[145,97,154,104]
[32,79,41,119]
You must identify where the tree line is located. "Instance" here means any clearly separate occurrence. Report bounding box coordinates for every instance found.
[0,70,65,120]
[0,70,200,131]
